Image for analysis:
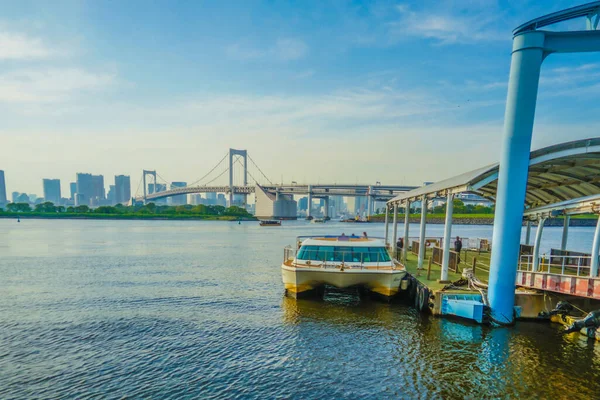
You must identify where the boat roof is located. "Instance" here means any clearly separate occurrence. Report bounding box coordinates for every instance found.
[299,236,385,247]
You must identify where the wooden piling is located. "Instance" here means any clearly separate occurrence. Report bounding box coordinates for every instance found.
[472,257,477,277]
[427,257,432,280]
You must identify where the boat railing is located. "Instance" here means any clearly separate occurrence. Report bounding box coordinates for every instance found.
[290,250,394,270]
[518,254,592,277]
[284,246,297,266]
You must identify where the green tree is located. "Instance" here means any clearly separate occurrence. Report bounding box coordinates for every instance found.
[95,206,117,214]
[74,205,90,213]
[35,202,57,213]
[7,202,31,212]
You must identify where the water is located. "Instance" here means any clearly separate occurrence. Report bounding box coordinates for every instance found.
[1,219,599,399]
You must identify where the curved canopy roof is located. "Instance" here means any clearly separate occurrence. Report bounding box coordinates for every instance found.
[388,138,600,210]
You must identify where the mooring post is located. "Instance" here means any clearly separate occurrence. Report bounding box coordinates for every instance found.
[472,257,477,277]
[427,257,432,280]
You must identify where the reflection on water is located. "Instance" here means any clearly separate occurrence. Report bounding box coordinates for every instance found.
[0,219,599,399]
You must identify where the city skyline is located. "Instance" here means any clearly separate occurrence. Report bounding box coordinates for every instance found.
[2,1,600,195]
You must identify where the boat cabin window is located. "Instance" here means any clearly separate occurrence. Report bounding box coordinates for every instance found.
[296,246,390,262]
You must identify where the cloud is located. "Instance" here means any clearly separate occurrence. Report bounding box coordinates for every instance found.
[0,68,116,103]
[225,42,264,61]
[273,38,308,61]
[226,38,309,62]
[386,4,507,45]
[0,31,52,60]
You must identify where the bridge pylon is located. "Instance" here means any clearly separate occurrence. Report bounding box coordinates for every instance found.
[229,149,248,206]
[142,170,157,204]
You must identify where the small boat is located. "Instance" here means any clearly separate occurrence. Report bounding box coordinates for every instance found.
[281,235,407,299]
[311,218,325,223]
[341,218,370,223]
[260,220,281,226]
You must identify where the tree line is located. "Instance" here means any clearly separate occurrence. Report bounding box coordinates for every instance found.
[0,202,252,217]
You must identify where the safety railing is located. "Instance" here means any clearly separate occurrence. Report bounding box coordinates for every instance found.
[283,246,296,265]
[288,250,394,270]
[518,254,592,277]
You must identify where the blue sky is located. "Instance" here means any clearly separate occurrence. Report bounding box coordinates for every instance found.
[1,0,599,196]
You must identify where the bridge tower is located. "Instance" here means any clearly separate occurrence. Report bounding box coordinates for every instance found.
[142,170,157,204]
[228,149,248,206]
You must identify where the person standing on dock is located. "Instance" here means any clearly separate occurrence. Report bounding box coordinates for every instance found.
[454,236,463,264]
[396,237,403,257]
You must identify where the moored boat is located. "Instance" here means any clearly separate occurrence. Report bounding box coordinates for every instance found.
[281,235,407,299]
[311,218,326,223]
[260,220,281,226]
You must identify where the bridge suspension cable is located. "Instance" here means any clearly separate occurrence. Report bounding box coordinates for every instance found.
[186,152,229,187]
[202,167,229,186]
[247,154,273,185]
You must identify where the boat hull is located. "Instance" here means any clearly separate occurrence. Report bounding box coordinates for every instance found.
[281,264,406,298]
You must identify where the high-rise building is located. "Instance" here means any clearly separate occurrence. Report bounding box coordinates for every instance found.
[70,182,77,200]
[205,192,217,205]
[169,182,187,205]
[190,194,203,205]
[148,183,166,194]
[11,192,19,203]
[114,175,131,205]
[92,175,105,202]
[107,185,116,205]
[0,170,7,206]
[298,197,308,211]
[76,173,94,206]
[43,179,61,205]
[217,193,227,207]
[16,193,30,203]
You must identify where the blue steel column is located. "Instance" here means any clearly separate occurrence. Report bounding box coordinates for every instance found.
[532,218,546,272]
[525,220,532,244]
[418,196,427,269]
[384,205,390,245]
[403,201,411,263]
[561,215,570,250]
[441,193,454,281]
[488,32,545,324]
[591,216,600,277]
[392,203,398,258]
[307,185,312,218]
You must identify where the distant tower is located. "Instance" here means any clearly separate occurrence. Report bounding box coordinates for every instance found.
[42,178,61,204]
[0,170,7,206]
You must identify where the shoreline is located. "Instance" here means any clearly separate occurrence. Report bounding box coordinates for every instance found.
[0,213,258,222]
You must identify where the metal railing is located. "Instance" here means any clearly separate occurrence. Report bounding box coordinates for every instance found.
[283,247,394,270]
[518,254,592,277]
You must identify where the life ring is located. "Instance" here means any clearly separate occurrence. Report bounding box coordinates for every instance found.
[425,241,432,247]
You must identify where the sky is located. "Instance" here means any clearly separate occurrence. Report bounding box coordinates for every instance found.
[1,0,600,197]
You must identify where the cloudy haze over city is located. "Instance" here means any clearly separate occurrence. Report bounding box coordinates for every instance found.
[1,0,600,197]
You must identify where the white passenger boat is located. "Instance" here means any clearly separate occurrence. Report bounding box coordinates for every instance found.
[281,235,407,299]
